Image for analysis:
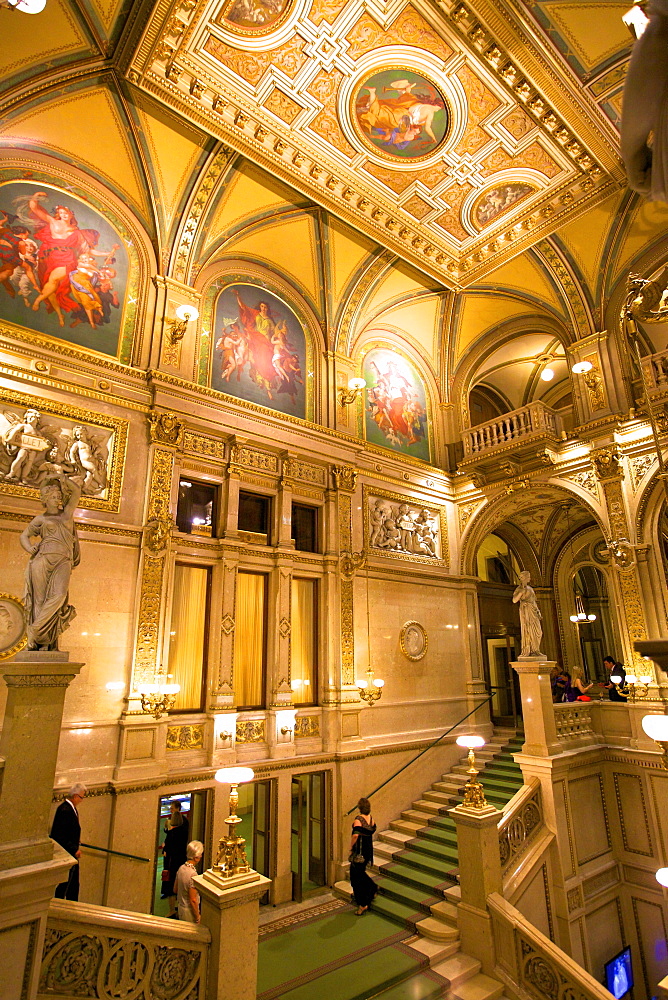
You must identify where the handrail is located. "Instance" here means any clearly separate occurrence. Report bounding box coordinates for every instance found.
[81,842,149,862]
[347,693,494,815]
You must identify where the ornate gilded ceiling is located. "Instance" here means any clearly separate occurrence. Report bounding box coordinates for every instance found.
[125,0,625,287]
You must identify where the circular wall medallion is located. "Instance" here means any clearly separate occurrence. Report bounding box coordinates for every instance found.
[216,0,294,36]
[400,620,428,661]
[0,593,27,660]
[350,68,450,163]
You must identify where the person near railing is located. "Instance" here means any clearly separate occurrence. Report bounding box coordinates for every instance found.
[600,655,627,702]
[349,797,378,916]
[572,666,593,702]
[175,841,204,923]
[50,782,87,900]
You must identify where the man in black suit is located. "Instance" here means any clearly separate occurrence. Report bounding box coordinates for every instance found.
[601,656,627,703]
[50,783,87,900]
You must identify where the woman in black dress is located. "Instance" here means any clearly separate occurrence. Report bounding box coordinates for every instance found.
[349,796,378,915]
[162,812,188,917]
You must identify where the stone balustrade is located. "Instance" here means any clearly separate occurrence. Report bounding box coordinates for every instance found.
[641,348,668,390]
[497,779,543,876]
[38,899,210,1000]
[462,400,563,457]
[553,702,595,744]
[488,892,613,1000]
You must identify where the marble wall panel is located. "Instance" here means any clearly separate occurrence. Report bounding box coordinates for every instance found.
[513,864,552,939]
[631,895,668,997]
[613,772,654,857]
[584,897,624,982]
[570,775,611,867]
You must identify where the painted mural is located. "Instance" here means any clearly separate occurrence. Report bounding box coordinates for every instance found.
[472,183,535,228]
[0,182,128,358]
[352,70,449,161]
[213,283,306,418]
[363,349,430,461]
[219,0,292,33]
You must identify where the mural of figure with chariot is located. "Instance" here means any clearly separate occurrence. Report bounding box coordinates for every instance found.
[213,283,307,418]
[363,348,430,462]
[0,181,127,358]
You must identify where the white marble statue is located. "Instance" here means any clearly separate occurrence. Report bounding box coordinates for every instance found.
[19,472,81,650]
[512,570,545,659]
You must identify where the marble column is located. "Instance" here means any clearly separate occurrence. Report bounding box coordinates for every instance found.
[0,651,83,1000]
[195,870,271,1000]
[450,800,503,974]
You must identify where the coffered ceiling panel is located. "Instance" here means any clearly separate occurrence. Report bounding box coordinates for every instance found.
[125,0,624,287]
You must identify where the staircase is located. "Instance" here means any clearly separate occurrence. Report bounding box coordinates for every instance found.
[332,729,525,999]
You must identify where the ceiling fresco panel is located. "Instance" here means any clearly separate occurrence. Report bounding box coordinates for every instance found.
[125,0,623,286]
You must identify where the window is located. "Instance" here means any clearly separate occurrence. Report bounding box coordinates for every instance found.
[291,578,317,706]
[291,503,318,552]
[176,479,217,536]
[238,491,270,535]
[167,564,210,711]
[234,572,267,709]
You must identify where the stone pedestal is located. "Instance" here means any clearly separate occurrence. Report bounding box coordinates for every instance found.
[450,801,503,975]
[0,652,83,871]
[511,659,561,756]
[0,651,83,1000]
[194,868,271,1000]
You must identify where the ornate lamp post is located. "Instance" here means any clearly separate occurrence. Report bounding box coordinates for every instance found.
[456,734,487,808]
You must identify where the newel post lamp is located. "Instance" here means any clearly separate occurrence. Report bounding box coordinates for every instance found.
[212,767,257,882]
[456,734,488,808]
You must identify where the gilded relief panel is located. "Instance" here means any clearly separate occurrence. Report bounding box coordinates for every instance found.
[363,485,448,567]
[0,387,127,512]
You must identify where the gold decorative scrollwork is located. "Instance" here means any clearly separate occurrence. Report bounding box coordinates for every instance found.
[294,715,320,738]
[166,724,204,751]
[332,464,358,492]
[148,411,185,447]
[236,720,265,743]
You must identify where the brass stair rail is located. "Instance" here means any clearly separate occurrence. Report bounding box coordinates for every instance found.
[346,692,494,815]
[80,842,149,862]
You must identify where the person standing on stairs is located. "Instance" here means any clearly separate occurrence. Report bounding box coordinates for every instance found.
[349,797,378,915]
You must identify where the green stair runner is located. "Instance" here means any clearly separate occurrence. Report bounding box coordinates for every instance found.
[373,736,525,929]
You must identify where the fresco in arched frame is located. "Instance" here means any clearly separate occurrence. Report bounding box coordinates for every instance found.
[0,179,131,360]
[217,0,293,35]
[212,282,307,418]
[351,69,450,162]
[362,348,431,462]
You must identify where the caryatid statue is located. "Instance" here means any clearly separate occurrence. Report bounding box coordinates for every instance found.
[19,472,81,650]
[512,570,545,660]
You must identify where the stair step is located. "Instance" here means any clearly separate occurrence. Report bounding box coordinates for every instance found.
[332,879,421,931]
[380,861,451,896]
[379,829,414,847]
[402,809,435,825]
[394,845,459,876]
[405,836,458,861]
[432,952,481,990]
[444,884,461,904]
[375,843,404,862]
[376,873,440,911]
[391,819,424,835]
[405,934,460,966]
[415,915,460,942]
[423,790,459,807]
[452,972,505,1000]
[412,798,443,815]
[430,900,459,925]
[372,969,449,1000]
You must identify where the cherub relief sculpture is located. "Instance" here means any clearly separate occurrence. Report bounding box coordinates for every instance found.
[0,405,110,498]
[368,497,439,557]
[19,472,81,650]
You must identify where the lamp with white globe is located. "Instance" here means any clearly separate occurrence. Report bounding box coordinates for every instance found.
[338,376,366,406]
[212,766,259,882]
[166,302,200,345]
[641,714,668,769]
[455,734,487,809]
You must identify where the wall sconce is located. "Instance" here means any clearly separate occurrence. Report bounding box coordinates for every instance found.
[357,666,384,705]
[214,712,237,744]
[136,678,180,720]
[456,734,487,808]
[571,360,593,375]
[276,709,297,737]
[642,714,668,767]
[219,731,233,742]
[213,767,255,878]
[338,377,366,406]
[166,303,199,346]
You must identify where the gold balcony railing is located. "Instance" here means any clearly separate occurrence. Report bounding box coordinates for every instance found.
[462,400,564,458]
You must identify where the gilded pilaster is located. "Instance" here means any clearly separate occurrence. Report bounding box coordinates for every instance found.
[130,413,183,693]
[591,447,647,666]
[333,464,358,687]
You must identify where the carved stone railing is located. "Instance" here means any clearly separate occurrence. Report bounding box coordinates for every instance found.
[488,892,613,1000]
[38,899,210,1000]
[553,702,595,745]
[462,401,563,457]
[497,779,543,876]
[640,348,668,391]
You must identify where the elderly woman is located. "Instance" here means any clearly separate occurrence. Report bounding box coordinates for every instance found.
[174,841,204,923]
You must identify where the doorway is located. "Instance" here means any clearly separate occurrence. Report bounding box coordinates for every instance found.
[236,779,272,904]
[291,771,327,902]
[485,635,522,728]
[152,789,209,917]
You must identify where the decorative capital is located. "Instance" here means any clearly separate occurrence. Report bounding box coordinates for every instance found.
[143,516,173,553]
[591,446,623,482]
[332,464,358,492]
[148,411,185,447]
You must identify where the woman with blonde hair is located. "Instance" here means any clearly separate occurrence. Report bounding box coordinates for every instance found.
[572,666,593,701]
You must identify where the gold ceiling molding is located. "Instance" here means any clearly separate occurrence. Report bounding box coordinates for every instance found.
[124,0,622,287]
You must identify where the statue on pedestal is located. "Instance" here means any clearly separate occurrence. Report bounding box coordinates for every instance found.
[512,570,545,660]
[19,472,81,650]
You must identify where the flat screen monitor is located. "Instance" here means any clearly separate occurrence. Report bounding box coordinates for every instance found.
[604,946,633,999]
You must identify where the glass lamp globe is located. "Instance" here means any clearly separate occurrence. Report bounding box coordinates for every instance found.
[175,303,199,322]
[572,360,593,374]
[642,715,668,742]
[610,674,622,685]
[656,867,668,887]
[456,734,485,750]
[348,377,366,391]
[215,766,255,784]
